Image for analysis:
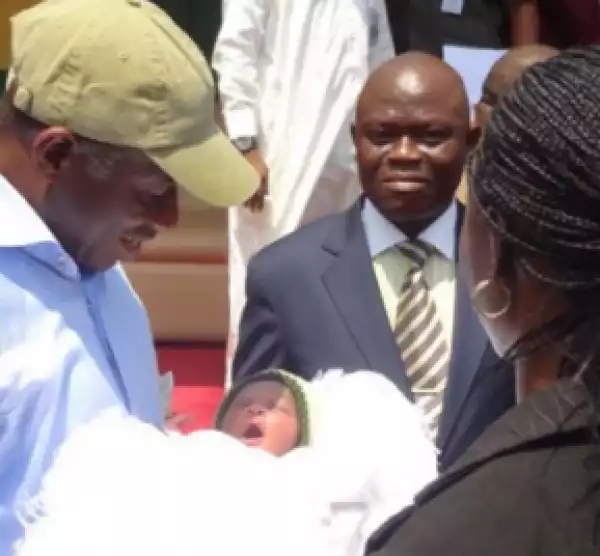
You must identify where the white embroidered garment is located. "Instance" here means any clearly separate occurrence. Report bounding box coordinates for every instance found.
[15,371,437,556]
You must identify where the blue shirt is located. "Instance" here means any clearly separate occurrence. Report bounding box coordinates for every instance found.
[0,175,163,551]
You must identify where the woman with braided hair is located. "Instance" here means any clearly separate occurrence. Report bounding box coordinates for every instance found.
[366,46,600,556]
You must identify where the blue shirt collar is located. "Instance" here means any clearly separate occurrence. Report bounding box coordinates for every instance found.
[361,198,457,260]
[0,174,87,280]
[0,174,58,248]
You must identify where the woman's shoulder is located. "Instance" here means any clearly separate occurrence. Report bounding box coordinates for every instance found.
[367,438,599,556]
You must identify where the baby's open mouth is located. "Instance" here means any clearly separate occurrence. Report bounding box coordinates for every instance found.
[241,422,263,440]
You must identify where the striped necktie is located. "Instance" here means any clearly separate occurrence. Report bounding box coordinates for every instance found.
[395,240,449,440]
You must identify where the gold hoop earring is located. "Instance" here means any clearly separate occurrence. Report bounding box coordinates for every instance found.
[471,279,511,320]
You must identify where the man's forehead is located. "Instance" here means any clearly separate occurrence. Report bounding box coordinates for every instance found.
[393,68,427,96]
[359,88,467,122]
[359,65,468,121]
[367,68,452,100]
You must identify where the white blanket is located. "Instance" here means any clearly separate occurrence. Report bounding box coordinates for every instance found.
[15,371,437,556]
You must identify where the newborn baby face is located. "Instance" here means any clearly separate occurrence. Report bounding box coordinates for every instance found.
[220,380,300,456]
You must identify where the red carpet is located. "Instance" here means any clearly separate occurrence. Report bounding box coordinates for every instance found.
[156,344,226,433]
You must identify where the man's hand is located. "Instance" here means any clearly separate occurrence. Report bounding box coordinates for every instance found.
[244,148,269,212]
[165,411,193,432]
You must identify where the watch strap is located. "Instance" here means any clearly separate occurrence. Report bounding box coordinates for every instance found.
[231,136,258,153]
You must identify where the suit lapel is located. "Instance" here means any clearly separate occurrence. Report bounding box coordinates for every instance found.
[436,276,488,451]
[321,203,412,398]
[437,203,487,451]
[320,200,488,438]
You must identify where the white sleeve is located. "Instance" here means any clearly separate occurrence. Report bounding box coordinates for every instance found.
[212,0,268,140]
[368,0,395,73]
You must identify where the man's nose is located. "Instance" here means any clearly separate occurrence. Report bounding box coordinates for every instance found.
[388,135,421,163]
[247,404,266,416]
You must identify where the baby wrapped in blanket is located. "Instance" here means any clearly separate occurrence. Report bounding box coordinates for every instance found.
[16,370,437,556]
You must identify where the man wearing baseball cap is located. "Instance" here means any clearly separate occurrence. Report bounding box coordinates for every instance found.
[0,0,257,550]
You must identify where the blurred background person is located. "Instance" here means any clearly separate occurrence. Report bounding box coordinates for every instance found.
[385,0,539,57]
[539,0,600,48]
[472,43,558,130]
[456,43,558,203]
[212,0,395,385]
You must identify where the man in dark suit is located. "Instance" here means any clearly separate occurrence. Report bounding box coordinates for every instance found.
[385,0,539,57]
[233,52,515,470]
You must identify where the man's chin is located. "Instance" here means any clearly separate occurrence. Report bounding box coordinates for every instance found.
[68,249,113,274]
[385,201,451,226]
[76,249,123,274]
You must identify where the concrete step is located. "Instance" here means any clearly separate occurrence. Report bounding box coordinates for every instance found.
[125,196,229,343]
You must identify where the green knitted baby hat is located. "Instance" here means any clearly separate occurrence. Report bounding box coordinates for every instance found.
[215,369,313,447]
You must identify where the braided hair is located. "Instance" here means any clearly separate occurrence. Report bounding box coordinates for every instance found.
[468,46,600,402]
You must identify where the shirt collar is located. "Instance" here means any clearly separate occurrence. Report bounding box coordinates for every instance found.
[0,174,58,248]
[0,174,85,280]
[361,198,457,260]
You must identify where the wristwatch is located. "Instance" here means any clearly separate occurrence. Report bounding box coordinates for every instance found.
[231,136,258,154]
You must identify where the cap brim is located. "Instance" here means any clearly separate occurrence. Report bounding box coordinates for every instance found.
[147,129,259,207]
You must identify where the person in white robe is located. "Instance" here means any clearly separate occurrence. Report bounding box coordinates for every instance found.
[15,371,437,556]
[212,1,396,384]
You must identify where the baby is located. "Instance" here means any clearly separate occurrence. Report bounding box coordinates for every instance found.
[215,369,314,456]
[16,370,438,556]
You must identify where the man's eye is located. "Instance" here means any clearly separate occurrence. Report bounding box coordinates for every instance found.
[421,131,450,146]
[369,131,393,145]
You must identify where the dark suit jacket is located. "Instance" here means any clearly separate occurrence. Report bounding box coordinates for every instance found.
[366,378,600,556]
[387,0,511,57]
[233,201,514,469]
[540,0,600,47]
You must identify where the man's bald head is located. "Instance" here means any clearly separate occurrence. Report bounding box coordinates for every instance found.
[357,52,470,124]
[484,45,559,99]
[475,45,559,129]
[353,52,477,237]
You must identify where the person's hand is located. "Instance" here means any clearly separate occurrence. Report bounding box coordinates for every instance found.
[244,148,269,212]
[165,412,193,432]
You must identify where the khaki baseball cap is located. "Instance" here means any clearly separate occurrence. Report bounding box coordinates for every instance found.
[9,0,258,207]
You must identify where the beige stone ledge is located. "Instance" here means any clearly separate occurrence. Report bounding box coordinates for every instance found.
[125,198,229,342]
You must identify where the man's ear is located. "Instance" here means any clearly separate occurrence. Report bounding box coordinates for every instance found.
[466,120,482,152]
[31,127,76,179]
